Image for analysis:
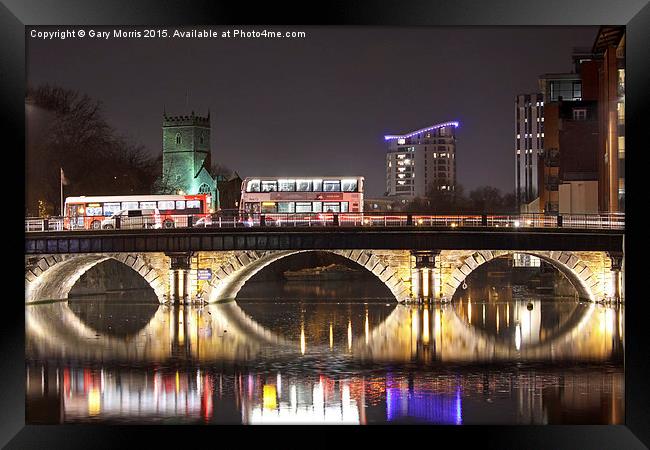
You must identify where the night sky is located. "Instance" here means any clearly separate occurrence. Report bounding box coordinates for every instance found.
[27,26,598,197]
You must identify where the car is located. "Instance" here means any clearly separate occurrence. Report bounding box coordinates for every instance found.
[101,208,162,229]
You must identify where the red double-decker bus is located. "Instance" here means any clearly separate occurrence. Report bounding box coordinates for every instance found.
[64,194,211,229]
[239,177,364,217]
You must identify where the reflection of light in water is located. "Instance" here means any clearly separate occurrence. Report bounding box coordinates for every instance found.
[482,304,485,325]
[515,323,521,350]
[263,385,277,410]
[468,298,472,324]
[518,301,541,345]
[249,380,359,424]
[496,307,500,333]
[348,320,352,351]
[365,311,369,345]
[277,373,282,397]
[422,268,429,297]
[178,308,185,345]
[411,309,419,341]
[329,323,333,350]
[300,324,306,355]
[386,385,463,424]
[290,385,297,410]
[87,387,101,416]
[506,303,510,327]
[435,309,442,344]
[618,309,622,342]
[176,371,180,393]
[422,308,430,345]
[178,269,184,299]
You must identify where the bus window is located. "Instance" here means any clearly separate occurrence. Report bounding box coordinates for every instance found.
[312,201,322,212]
[313,179,323,192]
[244,202,260,214]
[261,181,277,192]
[278,202,295,213]
[122,201,139,210]
[261,202,277,213]
[158,200,175,210]
[104,203,121,216]
[86,204,102,216]
[296,202,312,213]
[247,179,261,192]
[323,180,341,192]
[342,179,358,192]
[139,201,157,209]
[341,202,349,212]
[296,180,312,192]
[278,180,296,192]
[175,200,186,210]
[186,200,201,212]
[323,202,340,212]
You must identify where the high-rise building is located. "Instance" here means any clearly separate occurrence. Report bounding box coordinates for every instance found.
[514,93,545,209]
[385,121,458,200]
[161,110,218,209]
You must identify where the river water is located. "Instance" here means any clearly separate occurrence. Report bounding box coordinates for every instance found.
[25,273,624,424]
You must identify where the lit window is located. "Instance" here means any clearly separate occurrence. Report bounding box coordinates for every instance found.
[572,108,587,121]
[158,200,175,210]
[186,200,201,210]
[175,200,186,210]
[296,179,312,191]
[139,201,157,209]
[261,180,278,192]
[278,179,296,192]
[341,179,357,192]
[397,138,405,145]
[247,179,261,192]
[323,180,341,192]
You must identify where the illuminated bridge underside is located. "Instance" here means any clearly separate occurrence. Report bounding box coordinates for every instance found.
[25,249,613,304]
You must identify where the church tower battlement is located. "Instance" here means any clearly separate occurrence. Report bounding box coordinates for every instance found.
[161,109,218,209]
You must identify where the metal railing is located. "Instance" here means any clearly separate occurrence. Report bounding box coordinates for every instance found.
[25,212,625,232]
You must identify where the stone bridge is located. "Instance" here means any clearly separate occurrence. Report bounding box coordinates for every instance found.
[25,248,623,305]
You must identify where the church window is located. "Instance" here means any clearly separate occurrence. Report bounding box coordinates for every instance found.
[199,133,205,144]
[199,183,211,194]
[176,133,182,145]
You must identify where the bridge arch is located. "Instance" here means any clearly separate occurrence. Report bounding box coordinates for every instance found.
[199,250,411,303]
[441,250,606,302]
[25,253,168,304]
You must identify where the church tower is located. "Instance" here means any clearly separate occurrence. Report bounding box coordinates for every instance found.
[161,110,218,209]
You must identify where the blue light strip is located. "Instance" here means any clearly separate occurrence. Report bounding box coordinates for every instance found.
[384,121,460,141]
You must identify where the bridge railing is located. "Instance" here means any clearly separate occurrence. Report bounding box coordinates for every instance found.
[24,212,625,232]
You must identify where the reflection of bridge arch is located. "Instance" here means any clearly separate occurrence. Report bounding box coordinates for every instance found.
[355,301,613,363]
[441,250,606,302]
[25,254,168,304]
[26,300,290,363]
[200,250,411,303]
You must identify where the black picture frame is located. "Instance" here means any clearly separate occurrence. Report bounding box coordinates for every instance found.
[2,0,648,447]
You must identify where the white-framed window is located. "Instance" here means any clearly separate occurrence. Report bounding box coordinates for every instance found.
[261,180,277,192]
[121,201,139,210]
[139,201,157,209]
[158,200,175,210]
[312,202,323,212]
[296,180,312,192]
[246,179,261,192]
[175,200,186,210]
[323,202,340,212]
[296,202,312,213]
[187,200,201,209]
[278,202,295,213]
[323,180,341,192]
[104,203,121,216]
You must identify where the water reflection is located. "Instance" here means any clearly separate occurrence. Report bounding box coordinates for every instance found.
[25,280,624,424]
